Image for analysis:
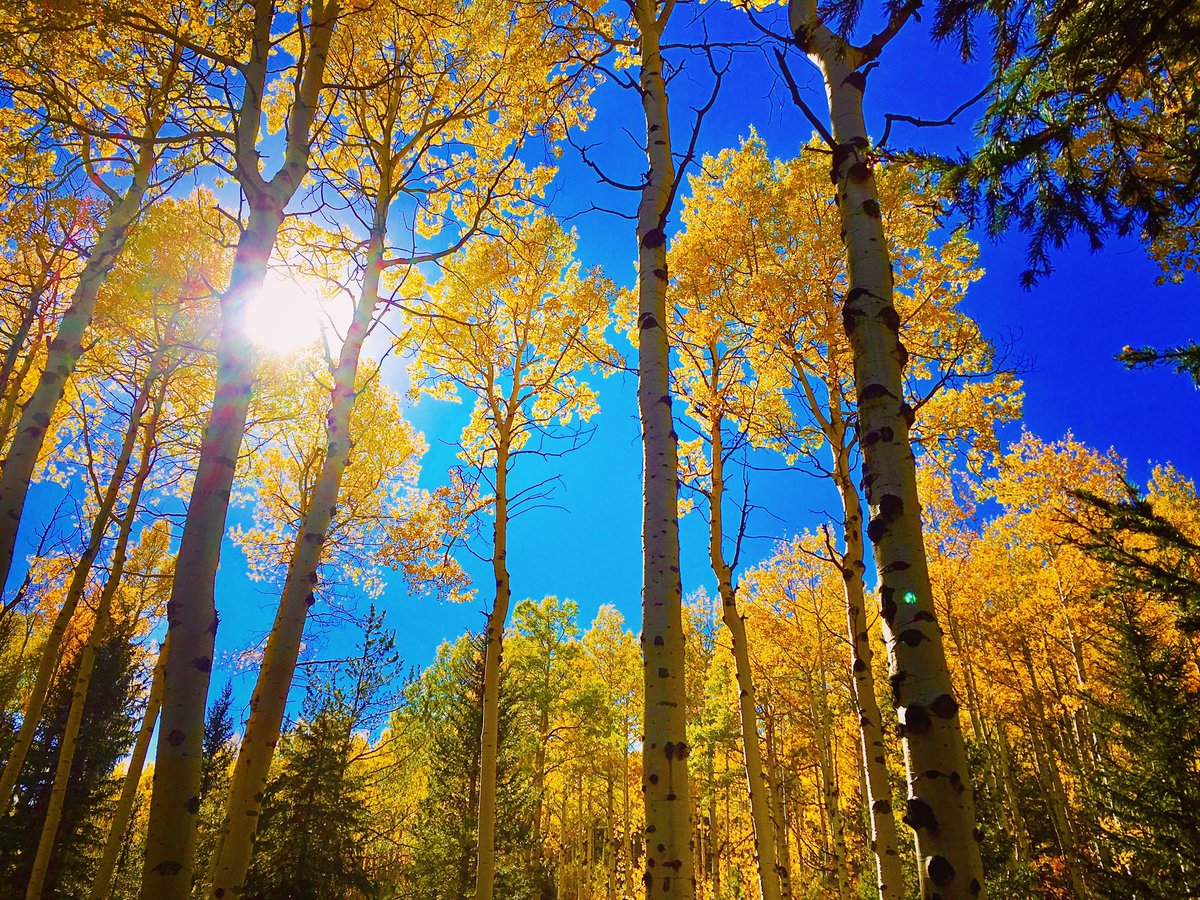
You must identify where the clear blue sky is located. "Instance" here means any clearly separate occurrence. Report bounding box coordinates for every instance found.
[14,2,1200,722]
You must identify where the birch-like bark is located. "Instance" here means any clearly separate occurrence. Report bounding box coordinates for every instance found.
[787,3,984,894]
[633,3,694,896]
[707,416,783,900]
[475,437,511,900]
[826,400,905,899]
[140,6,338,894]
[25,380,163,900]
[89,636,168,900]
[809,660,852,900]
[764,712,794,900]
[206,218,384,898]
[0,134,156,594]
[0,358,157,811]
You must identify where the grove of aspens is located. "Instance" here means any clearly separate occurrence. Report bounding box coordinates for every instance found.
[0,1,1197,898]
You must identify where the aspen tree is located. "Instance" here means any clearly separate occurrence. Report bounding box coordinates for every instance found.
[25,382,166,900]
[140,3,342,894]
[622,1,719,892]
[782,0,987,891]
[207,0,601,889]
[666,258,795,899]
[405,217,613,900]
[89,635,168,900]
[670,134,1019,897]
[0,9,191,592]
[0,353,160,812]
[0,178,90,454]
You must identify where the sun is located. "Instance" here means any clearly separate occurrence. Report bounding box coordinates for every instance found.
[244,272,328,356]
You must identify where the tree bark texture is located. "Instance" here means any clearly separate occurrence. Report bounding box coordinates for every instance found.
[787,4,985,894]
[634,3,694,897]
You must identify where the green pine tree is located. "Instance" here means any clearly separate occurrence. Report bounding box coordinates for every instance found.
[242,610,399,900]
[405,631,543,900]
[0,634,140,897]
[1088,595,1200,898]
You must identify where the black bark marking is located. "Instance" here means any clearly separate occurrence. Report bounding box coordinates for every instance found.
[928,855,956,887]
[642,227,666,249]
[903,703,931,733]
[879,306,901,332]
[872,798,893,815]
[186,795,201,814]
[880,587,897,625]
[930,692,959,719]
[860,382,893,401]
[167,729,185,747]
[897,628,925,647]
[867,514,885,543]
[862,197,881,218]
[889,671,906,706]
[152,860,183,876]
[879,493,904,522]
[638,312,658,330]
[653,634,664,646]
[903,797,938,833]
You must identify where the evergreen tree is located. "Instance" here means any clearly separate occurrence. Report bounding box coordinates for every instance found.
[1088,596,1200,898]
[242,611,398,900]
[192,681,237,895]
[405,632,543,900]
[0,634,140,897]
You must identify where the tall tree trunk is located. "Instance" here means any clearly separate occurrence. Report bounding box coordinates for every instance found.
[25,378,163,899]
[828,410,904,899]
[140,7,336,893]
[764,712,794,900]
[810,662,852,900]
[475,440,511,900]
[206,214,386,900]
[141,201,281,897]
[0,277,52,449]
[787,5,984,894]
[633,3,694,896]
[0,356,157,810]
[0,141,155,593]
[89,635,168,900]
[707,416,783,900]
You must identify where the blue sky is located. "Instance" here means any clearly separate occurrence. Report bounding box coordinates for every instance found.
[14,2,1200,721]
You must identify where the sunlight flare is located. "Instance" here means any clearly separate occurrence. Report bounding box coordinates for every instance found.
[244,272,328,356]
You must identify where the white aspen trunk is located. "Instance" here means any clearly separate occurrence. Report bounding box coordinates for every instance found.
[475,439,511,900]
[206,225,384,898]
[623,731,636,900]
[89,636,168,900]
[707,416,783,900]
[141,9,337,894]
[25,383,162,899]
[141,202,279,898]
[634,3,694,897]
[0,276,53,448]
[764,713,794,900]
[0,359,156,811]
[787,5,984,893]
[828,410,904,899]
[0,139,155,593]
[812,650,852,900]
